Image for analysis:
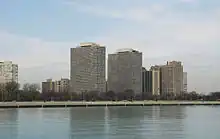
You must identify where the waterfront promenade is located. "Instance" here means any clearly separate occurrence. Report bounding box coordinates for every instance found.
[0,101,220,108]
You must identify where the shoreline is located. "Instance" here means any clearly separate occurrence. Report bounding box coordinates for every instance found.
[0,101,220,108]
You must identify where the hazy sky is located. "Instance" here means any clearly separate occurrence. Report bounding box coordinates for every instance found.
[0,0,219,93]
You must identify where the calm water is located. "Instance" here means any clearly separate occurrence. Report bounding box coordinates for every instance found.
[0,106,220,139]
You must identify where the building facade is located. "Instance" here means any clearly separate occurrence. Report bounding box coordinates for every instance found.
[54,80,61,93]
[108,49,142,94]
[0,61,18,84]
[42,78,70,93]
[42,79,55,93]
[55,78,70,93]
[142,67,152,95]
[183,72,187,93]
[150,66,161,96]
[70,42,106,93]
[160,61,183,95]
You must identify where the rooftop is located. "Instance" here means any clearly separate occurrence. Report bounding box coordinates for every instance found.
[61,78,69,81]
[142,67,147,72]
[167,61,182,66]
[116,48,140,53]
[79,42,101,47]
[150,65,161,70]
[0,61,13,64]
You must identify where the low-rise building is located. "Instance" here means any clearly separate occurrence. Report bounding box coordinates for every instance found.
[42,79,55,93]
[42,78,70,93]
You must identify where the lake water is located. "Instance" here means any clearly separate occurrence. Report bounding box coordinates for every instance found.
[0,106,220,139]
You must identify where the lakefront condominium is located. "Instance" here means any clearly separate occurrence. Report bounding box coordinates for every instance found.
[70,42,106,93]
[108,48,142,94]
[0,61,18,84]
[150,65,161,96]
[160,61,183,95]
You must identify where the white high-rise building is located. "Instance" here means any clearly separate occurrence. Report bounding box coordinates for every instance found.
[150,66,161,96]
[108,48,142,94]
[0,61,18,84]
[70,42,106,93]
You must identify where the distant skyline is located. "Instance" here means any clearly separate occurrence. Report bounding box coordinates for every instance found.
[0,0,220,93]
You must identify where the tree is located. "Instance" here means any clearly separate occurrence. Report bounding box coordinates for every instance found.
[23,83,40,92]
[69,92,79,101]
[5,81,20,101]
[0,83,6,101]
[135,93,142,100]
[22,83,41,101]
[189,91,199,100]
[85,91,99,101]
[116,92,126,101]
[124,89,135,101]
[209,92,220,100]
[105,90,116,101]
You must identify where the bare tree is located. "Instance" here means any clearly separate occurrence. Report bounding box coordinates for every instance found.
[22,83,41,101]
[5,81,20,101]
[0,83,6,101]
[23,83,40,92]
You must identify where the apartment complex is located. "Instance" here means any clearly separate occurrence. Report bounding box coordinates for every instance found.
[160,61,183,95]
[183,72,187,93]
[0,61,18,84]
[42,78,70,93]
[54,78,70,93]
[150,65,161,96]
[108,49,142,94]
[70,42,106,93]
[142,67,152,95]
[42,79,55,93]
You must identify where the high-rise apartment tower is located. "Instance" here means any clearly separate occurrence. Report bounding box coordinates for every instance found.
[160,61,183,95]
[108,48,142,94]
[70,42,106,93]
[0,61,18,84]
[150,65,161,96]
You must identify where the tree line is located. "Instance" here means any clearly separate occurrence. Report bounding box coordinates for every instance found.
[0,82,41,101]
[0,82,220,101]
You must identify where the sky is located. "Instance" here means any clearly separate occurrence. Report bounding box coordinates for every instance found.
[0,0,220,93]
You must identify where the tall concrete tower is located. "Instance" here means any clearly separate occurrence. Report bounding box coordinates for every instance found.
[160,61,183,95]
[108,48,142,94]
[70,42,106,93]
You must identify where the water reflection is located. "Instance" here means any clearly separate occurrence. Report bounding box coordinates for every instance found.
[69,106,185,139]
[104,107,110,137]
[17,108,70,139]
[141,106,185,139]
[70,107,106,139]
[0,109,18,139]
[1,106,220,139]
[107,107,145,139]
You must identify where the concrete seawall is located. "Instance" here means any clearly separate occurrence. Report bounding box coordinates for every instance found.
[0,101,220,108]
